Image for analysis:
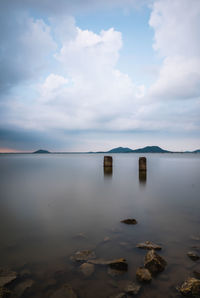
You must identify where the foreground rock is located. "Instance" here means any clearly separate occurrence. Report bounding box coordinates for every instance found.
[120,219,137,225]
[50,284,77,298]
[187,251,200,261]
[124,281,141,295]
[80,263,94,277]
[136,267,152,282]
[0,269,17,287]
[136,241,162,251]
[144,250,167,274]
[177,277,200,297]
[88,258,128,271]
[70,250,96,262]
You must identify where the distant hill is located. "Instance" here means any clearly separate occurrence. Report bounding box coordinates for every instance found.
[107,147,134,153]
[106,146,170,153]
[193,149,200,153]
[132,146,170,153]
[33,149,50,154]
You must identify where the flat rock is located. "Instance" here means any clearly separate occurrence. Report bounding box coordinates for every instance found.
[70,250,96,262]
[124,281,141,295]
[136,267,152,282]
[73,233,87,239]
[80,263,94,277]
[0,269,17,287]
[187,251,200,261]
[120,219,137,225]
[136,241,162,251]
[144,250,167,274]
[177,277,200,297]
[50,284,77,298]
[88,258,128,270]
[14,279,34,297]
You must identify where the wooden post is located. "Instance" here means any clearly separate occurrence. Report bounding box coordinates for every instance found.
[139,157,147,171]
[104,156,113,167]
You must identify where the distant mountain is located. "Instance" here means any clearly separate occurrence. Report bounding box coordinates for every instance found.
[193,149,200,153]
[106,146,170,153]
[107,147,134,153]
[33,149,50,154]
[132,146,170,153]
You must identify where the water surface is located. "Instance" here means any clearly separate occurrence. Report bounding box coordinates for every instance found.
[0,153,200,297]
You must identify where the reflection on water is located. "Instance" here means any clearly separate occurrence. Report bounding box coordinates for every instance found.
[0,153,200,298]
[104,166,113,178]
[139,170,147,186]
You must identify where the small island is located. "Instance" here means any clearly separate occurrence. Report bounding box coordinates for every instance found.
[33,149,50,154]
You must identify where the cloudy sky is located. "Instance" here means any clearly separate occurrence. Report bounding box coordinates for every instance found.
[0,0,200,152]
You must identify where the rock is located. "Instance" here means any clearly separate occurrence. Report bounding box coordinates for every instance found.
[136,267,152,282]
[70,250,96,262]
[0,269,17,287]
[0,287,11,298]
[193,266,200,279]
[50,284,77,298]
[144,250,167,274]
[177,277,200,297]
[187,251,200,261]
[136,241,162,251]
[124,281,141,295]
[120,219,137,225]
[13,279,34,297]
[20,269,31,278]
[88,258,128,270]
[80,263,94,277]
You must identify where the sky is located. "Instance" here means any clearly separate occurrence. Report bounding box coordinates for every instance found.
[0,0,200,152]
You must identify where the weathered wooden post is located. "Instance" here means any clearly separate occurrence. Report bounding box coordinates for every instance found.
[104,156,113,167]
[139,157,146,171]
[139,157,147,184]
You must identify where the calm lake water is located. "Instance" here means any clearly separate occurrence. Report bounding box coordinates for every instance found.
[0,153,200,297]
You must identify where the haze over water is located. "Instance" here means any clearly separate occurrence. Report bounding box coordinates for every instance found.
[0,153,200,297]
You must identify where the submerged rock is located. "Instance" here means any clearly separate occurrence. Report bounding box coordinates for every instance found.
[107,268,126,277]
[187,251,200,261]
[136,267,152,282]
[136,241,162,251]
[177,277,200,297]
[70,250,96,262]
[88,258,128,270]
[124,281,141,295]
[120,219,137,225]
[144,250,167,274]
[73,233,87,240]
[50,284,77,298]
[80,263,94,277]
[0,269,17,287]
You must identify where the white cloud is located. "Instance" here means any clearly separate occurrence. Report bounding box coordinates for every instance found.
[149,0,200,100]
